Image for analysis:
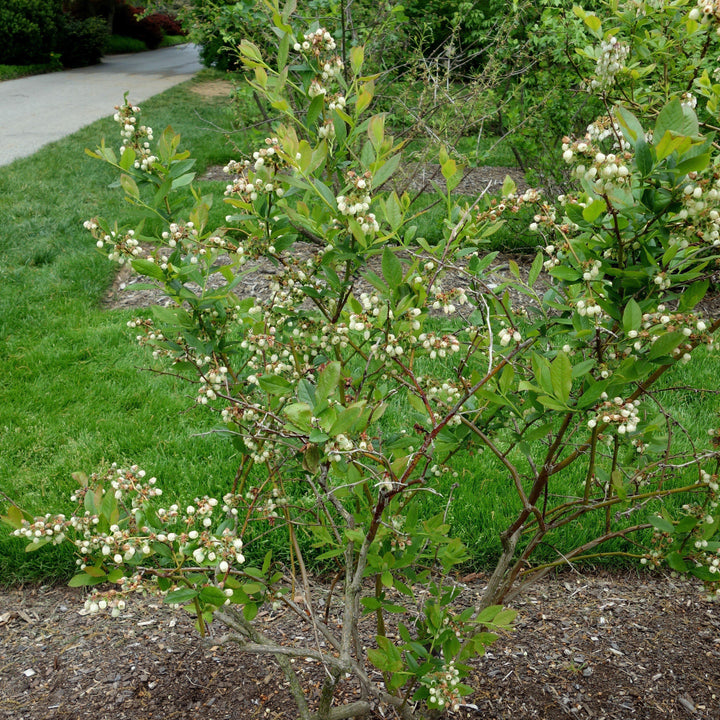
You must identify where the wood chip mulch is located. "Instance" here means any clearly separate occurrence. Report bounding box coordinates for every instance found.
[2,570,719,719]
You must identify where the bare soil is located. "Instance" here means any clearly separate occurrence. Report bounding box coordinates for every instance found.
[2,570,719,720]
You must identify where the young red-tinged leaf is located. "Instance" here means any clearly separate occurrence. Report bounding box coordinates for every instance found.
[0,505,25,528]
[368,114,385,150]
[350,45,364,74]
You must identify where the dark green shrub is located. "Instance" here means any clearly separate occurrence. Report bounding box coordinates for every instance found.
[105,34,147,53]
[57,15,109,67]
[0,0,63,65]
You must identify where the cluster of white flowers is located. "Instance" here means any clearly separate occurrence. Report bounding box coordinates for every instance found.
[673,177,720,248]
[328,93,346,112]
[680,92,697,110]
[415,332,461,358]
[325,433,354,463]
[85,223,140,264]
[587,396,641,434]
[431,287,468,315]
[624,309,712,361]
[562,136,632,194]
[308,78,327,98]
[293,28,344,93]
[337,170,372,216]
[586,116,635,150]
[198,364,229,404]
[424,661,462,713]
[582,259,603,282]
[318,119,335,140]
[293,28,337,56]
[528,207,557,235]
[162,221,199,250]
[224,138,287,201]
[113,98,156,170]
[575,297,604,319]
[689,1,720,28]
[13,465,252,617]
[498,326,522,346]
[588,36,630,91]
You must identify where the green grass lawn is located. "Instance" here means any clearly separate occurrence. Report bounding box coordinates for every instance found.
[2,71,719,587]
[0,72,249,584]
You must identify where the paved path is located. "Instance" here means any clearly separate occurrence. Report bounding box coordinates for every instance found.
[0,44,202,166]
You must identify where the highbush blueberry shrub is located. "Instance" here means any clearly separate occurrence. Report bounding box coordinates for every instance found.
[5,1,720,718]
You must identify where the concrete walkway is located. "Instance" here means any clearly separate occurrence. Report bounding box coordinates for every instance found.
[0,44,202,166]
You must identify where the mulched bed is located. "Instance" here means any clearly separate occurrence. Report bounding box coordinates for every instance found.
[2,570,719,719]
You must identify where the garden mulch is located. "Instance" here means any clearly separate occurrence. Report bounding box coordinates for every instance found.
[1,570,719,720]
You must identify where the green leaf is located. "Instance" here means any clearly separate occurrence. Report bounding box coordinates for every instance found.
[381,193,402,231]
[583,13,602,34]
[350,44,364,74]
[654,98,696,142]
[582,198,607,223]
[306,94,325,128]
[677,280,709,311]
[0,505,24,529]
[622,299,642,333]
[666,551,688,573]
[549,265,581,282]
[372,153,401,188]
[68,572,105,587]
[614,105,645,146]
[199,586,228,606]
[382,247,403,288]
[131,258,165,281]
[647,331,685,361]
[258,374,293,396]
[284,402,313,432]
[675,152,710,176]
[316,361,341,405]
[368,114,385,150]
[635,139,653,177]
[312,178,337,210]
[120,173,140,199]
[611,470,627,501]
[649,515,674,534]
[165,587,200,604]
[550,351,572,404]
[501,174,516,196]
[329,403,365,436]
[528,252,544,287]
